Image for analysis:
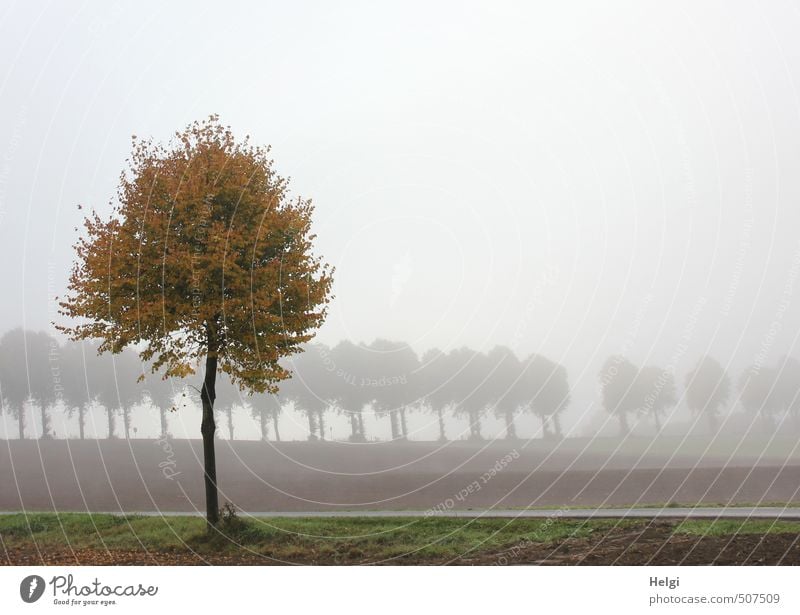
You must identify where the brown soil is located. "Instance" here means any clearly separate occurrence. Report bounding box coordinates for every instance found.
[2,440,799,512]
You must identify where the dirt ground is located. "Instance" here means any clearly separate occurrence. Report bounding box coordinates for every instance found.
[3,521,799,565]
[2,439,799,512]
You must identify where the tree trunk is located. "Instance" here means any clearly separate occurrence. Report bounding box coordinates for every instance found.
[618,412,629,436]
[78,404,86,440]
[470,410,482,440]
[122,406,131,439]
[357,413,365,439]
[389,410,400,440]
[553,412,563,439]
[40,404,51,439]
[106,407,116,439]
[349,413,359,440]
[504,409,517,439]
[318,409,326,440]
[307,411,318,440]
[540,414,549,439]
[271,408,281,441]
[259,409,268,441]
[159,406,168,438]
[399,407,408,439]
[200,348,220,529]
[436,406,447,441]
[17,406,25,440]
[227,408,234,440]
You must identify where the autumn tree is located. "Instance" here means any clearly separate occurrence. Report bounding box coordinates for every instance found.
[58,117,332,527]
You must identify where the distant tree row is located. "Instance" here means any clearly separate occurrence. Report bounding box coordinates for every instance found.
[599,355,800,434]
[0,329,569,441]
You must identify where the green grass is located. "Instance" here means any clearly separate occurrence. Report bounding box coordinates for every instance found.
[0,513,636,562]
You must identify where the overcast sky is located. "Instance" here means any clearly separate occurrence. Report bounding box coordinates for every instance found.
[2,1,800,434]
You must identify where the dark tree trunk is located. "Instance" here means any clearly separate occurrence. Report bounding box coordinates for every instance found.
[122,406,131,439]
[259,409,268,441]
[389,410,400,440]
[200,348,220,529]
[436,406,447,441]
[78,405,86,440]
[40,404,51,439]
[504,409,517,439]
[618,412,629,436]
[469,410,482,440]
[159,406,168,438]
[399,407,408,439]
[349,413,359,440]
[271,408,281,442]
[318,409,326,440]
[106,407,116,439]
[307,411,318,440]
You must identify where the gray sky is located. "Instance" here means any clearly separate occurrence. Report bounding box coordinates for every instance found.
[2,0,800,435]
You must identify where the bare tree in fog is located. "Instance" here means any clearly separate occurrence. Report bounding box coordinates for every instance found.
[330,340,369,441]
[635,366,677,434]
[599,356,638,436]
[419,348,452,441]
[739,365,781,431]
[487,346,523,439]
[0,329,31,439]
[367,339,418,441]
[685,356,730,432]
[448,348,492,440]
[523,354,570,439]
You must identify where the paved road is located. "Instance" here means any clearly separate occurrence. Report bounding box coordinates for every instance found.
[8,507,799,519]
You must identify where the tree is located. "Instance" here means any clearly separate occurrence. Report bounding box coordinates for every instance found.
[685,356,730,432]
[366,339,419,441]
[283,344,332,441]
[419,348,452,441]
[487,346,523,439]
[448,348,492,440]
[739,365,780,431]
[329,341,370,441]
[60,341,92,439]
[520,354,570,439]
[0,329,31,439]
[252,392,282,441]
[635,366,677,434]
[57,116,333,527]
[599,356,638,436]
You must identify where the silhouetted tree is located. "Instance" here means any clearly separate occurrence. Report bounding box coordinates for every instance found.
[252,392,282,441]
[487,346,523,439]
[367,339,419,441]
[599,356,638,436]
[685,356,730,432]
[330,341,369,441]
[635,366,677,434]
[448,348,492,440]
[522,354,570,439]
[27,331,59,439]
[739,365,780,431]
[284,344,332,441]
[0,329,30,439]
[59,341,92,439]
[419,348,452,441]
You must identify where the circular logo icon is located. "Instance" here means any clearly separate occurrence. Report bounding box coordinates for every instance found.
[20,575,46,603]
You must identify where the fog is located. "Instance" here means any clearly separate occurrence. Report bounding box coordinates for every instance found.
[2,0,800,441]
